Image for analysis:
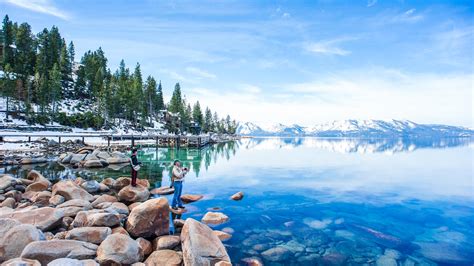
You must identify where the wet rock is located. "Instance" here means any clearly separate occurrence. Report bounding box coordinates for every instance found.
[60,153,73,164]
[0,224,45,263]
[0,207,64,231]
[181,218,231,265]
[25,180,50,193]
[213,230,232,241]
[118,185,150,203]
[1,258,41,266]
[384,249,402,259]
[0,175,16,190]
[20,240,98,265]
[230,191,244,200]
[281,239,305,253]
[145,250,182,266]
[98,183,109,192]
[150,186,174,195]
[73,210,120,228]
[319,252,348,266]
[201,212,229,225]
[48,195,65,206]
[97,234,142,265]
[65,227,112,244]
[261,246,292,262]
[215,261,232,266]
[180,194,203,203]
[81,180,100,193]
[52,180,94,202]
[376,255,398,266]
[414,241,470,264]
[32,191,52,206]
[126,198,169,238]
[136,237,153,257]
[106,157,130,165]
[154,235,180,250]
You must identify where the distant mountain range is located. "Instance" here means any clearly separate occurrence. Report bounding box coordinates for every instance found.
[237,120,473,138]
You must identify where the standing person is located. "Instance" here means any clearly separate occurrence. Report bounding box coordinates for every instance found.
[130,148,142,187]
[171,160,188,210]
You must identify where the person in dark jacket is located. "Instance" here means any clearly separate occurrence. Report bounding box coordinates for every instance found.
[130,148,142,187]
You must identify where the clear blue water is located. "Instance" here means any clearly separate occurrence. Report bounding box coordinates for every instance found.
[3,137,473,265]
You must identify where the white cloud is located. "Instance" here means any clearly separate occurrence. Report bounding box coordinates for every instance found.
[185,67,217,79]
[367,0,377,7]
[304,38,354,56]
[4,0,70,20]
[390,8,424,23]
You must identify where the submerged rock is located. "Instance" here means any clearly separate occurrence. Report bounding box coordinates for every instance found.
[20,240,98,265]
[201,212,229,225]
[213,230,232,241]
[181,218,231,265]
[261,246,292,262]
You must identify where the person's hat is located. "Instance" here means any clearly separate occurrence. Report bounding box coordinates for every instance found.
[173,159,180,165]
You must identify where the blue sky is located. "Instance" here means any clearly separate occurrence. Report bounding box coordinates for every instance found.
[1,0,473,126]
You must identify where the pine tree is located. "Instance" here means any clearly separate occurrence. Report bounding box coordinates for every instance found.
[155,81,164,112]
[168,83,184,115]
[68,41,75,64]
[213,112,219,132]
[35,28,50,78]
[204,107,213,133]
[2,15,15,68]
[13,22,36,100]
[132,63,145,126]
[192,101,204,127]
[2,64,16,119]
[144,75,157,123]
[49,63,61,116]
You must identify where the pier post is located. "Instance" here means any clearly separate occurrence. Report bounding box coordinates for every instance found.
[28,136,31,142]
[58,136,61,144]
[107,136,111,149]
[82,137,85,144]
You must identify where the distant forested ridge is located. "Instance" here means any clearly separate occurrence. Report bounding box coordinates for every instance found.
[0,15,237,134]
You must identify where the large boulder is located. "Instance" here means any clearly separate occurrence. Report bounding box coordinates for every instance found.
[65,227,112,244]
[0,175,16,190]
[95,202,129,215]
[52,180,94,202]
[57,199,92,217]
[201,212,230,225]
[72,210,120,228]
[20,240,98,265]
[69,154,87,165]
[49,195,65,206]
[181,218,231,265]
[145,250,183,266]
[25,179,50,193]
[0,207,64,231]
[26,170,50,184]
[118,185,150,203]
[100,178,116,188]
[126,198,169,238]
[83,160,103,168]
[213,230,232,242]
[106,157,130,165]
[96,234,142,265]
[0,224,45,263]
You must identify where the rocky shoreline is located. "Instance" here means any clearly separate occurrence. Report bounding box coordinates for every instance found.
[0,169,245,266]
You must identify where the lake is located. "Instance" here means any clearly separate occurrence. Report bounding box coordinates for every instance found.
[2,137,473,265]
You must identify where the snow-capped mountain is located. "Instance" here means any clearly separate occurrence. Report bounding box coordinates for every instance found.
[236,120,473,138]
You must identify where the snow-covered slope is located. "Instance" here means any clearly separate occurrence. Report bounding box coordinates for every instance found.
[237,120,473,138]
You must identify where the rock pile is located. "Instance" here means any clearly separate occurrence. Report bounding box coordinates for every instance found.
[0,171,233,265]
[58,147,130,168]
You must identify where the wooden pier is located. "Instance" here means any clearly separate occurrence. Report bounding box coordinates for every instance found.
[0,133,211,149]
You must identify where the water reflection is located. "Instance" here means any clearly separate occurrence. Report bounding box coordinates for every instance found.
[243,137,472,154]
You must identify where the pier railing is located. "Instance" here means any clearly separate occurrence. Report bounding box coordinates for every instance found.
[0,132,211,148]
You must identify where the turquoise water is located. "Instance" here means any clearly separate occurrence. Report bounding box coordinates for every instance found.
[3,138,473,265]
